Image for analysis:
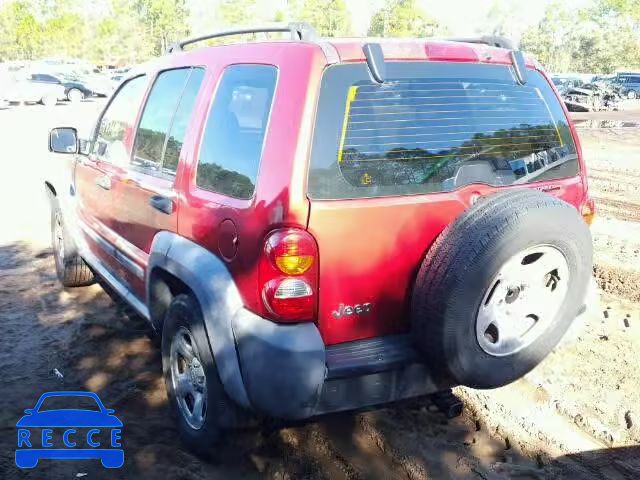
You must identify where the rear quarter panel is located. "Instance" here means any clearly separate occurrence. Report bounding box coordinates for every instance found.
[176,43,327,315]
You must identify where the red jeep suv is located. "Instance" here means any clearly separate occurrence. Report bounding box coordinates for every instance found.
[46,23,594,453]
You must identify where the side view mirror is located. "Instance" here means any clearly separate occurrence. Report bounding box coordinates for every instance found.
[23,409,34,414]
[49,127,78,154]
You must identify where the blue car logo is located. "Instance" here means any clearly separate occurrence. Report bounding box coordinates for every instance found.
[15,391,123,468]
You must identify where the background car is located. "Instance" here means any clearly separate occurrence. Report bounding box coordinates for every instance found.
[551,75,585,95]
[7,76,66,106]
[29,73,93,102]
[613,72,640,99]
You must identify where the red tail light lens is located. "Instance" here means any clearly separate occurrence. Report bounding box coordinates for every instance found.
[260,229,318,322]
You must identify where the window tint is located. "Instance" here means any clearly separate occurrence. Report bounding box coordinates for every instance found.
[308,63,579,199]
[196,65,277,199]
[94,75,147,166]
[163,68,205,175]
[33,73,58,82]
[132,68,204,177]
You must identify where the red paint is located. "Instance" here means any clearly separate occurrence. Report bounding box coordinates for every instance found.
[73,39,588,346]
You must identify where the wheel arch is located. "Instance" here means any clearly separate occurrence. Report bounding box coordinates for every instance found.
[147,231,251,409]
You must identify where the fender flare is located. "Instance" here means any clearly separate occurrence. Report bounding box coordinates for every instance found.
[147,232,251,409]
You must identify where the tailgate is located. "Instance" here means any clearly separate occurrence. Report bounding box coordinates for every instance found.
[306,61,583,345]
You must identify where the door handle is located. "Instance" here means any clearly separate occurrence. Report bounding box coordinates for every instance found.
[95,175,111,190]
[149,195,175,215]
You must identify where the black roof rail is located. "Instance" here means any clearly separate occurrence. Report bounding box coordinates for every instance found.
[167,22,317,53]
[445,35,515,50]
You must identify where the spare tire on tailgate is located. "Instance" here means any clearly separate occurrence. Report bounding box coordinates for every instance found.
[411,189,592,389]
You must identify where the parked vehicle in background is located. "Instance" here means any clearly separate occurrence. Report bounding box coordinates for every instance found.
[562,82,622,111]
[551,75,584,95]
[8,77,65,106]
[592,74,616,83]
[29,73,93,102]
[67,73,114,97]
[0,72,10,108]
[613,72,640,99]
[44,23,595,456]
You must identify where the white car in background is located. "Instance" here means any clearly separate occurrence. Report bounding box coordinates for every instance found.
[7,77,66,106]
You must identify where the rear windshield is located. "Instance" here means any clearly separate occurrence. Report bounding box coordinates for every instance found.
[308,62,579,199]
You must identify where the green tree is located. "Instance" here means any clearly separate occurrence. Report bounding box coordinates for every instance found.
[519,1,576,72]
[135,0,190,55]
[478,1,530,42]
[520,0,640,73]
[91,0,153,64]
[368,0,439,37]
[218,0,259,26]
[0,1,43,61]
[597,0,640,23]
[42,13,87,58]
[298,0,352,37]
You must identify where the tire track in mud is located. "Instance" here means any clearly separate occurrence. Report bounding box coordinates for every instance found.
[591,196,640,223]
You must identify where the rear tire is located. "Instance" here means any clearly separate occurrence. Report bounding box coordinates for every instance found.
[50,202,94,287]
[162,294,249,457]
[67,88,84,103]
[41,95,57,107]
[411,190,592,389]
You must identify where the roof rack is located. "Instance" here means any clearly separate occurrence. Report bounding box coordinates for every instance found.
[445,35,515,50]
[167,22,317,53]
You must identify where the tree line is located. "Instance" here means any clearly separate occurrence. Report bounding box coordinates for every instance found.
[518,0,640,73]
[1,0,638,73]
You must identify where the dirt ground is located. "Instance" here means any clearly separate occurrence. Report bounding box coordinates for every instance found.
[0,101,638,479]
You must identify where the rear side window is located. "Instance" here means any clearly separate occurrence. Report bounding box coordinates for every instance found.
[308,63,579,199]
[132,67,204,177]
[196,65,277,199]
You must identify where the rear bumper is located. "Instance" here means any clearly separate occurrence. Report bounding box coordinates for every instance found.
[232,309,440,420]
[231,278,598,420]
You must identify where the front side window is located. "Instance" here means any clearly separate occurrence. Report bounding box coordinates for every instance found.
[132,67,204,177]
[308,62,579,200]
[196,65,277,199]
[94,75,147,166]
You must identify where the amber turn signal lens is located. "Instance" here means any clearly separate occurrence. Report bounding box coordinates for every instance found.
[265,230,317,276]
[275,255,314,275]
[581,199,595,226]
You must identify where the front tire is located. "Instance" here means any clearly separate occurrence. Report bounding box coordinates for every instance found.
[50,202,94,287]
[161,294,246,456]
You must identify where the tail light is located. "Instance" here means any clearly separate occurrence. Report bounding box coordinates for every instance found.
[259,228,318,322]
[581,197,595,226]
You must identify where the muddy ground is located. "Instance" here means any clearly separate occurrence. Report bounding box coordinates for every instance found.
[0,101,638,479]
